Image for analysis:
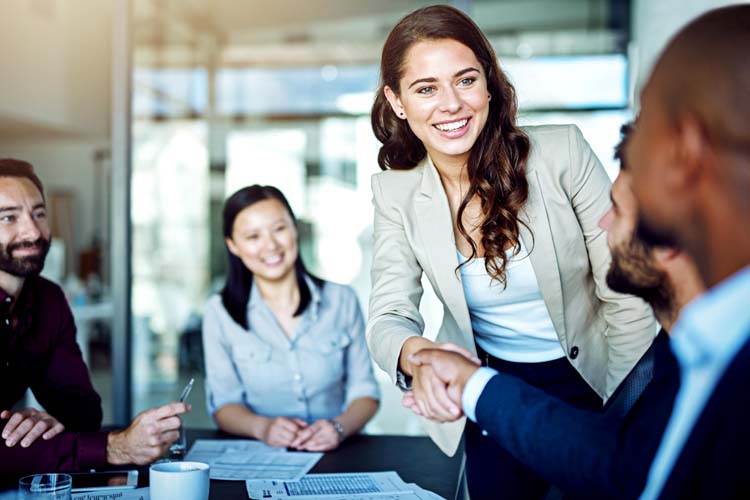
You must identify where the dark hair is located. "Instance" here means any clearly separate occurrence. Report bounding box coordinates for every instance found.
[221,185,323,329]
[0,158,45,198]
[371,5,531,284]
[614,122,633,170]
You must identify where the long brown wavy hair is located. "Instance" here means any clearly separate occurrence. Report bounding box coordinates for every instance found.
[371,5,531,285]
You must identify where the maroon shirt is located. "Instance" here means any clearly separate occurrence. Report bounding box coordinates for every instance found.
[0,276,108,474]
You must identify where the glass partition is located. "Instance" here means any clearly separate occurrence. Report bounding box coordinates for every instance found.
[130,0,632,434]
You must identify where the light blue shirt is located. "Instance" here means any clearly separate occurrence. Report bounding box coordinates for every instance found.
[202,278,380,423]
[640,266,750,499]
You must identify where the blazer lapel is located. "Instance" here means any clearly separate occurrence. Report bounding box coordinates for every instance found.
[520,169,568,350]
[413,158,473,340]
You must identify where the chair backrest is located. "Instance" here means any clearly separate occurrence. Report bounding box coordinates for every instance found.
[603,344,656,418]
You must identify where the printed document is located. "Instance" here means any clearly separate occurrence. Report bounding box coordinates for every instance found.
[185,439,322,481]
[72,487,150,500]
[246,472,445,500]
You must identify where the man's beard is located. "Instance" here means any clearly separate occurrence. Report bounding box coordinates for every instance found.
[635,211,679,248]
[0,238,51,277]
[607,235,674,317]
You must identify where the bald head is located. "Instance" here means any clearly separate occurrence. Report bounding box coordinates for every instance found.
[651,5,750,154]
[626,5,750,287]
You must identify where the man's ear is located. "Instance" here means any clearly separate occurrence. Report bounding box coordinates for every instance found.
[652,247,680,266]
[225,237,240,257]
[674,113,710,188]
[384,86,406,119]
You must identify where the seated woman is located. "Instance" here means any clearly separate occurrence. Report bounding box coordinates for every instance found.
[202,185,380,451]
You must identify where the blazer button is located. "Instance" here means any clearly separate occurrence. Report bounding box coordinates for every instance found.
[569,346,579,359]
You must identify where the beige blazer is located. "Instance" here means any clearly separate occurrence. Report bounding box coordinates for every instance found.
[366,124,656,456]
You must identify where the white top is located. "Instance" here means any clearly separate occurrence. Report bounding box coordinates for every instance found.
[458,240,565,363]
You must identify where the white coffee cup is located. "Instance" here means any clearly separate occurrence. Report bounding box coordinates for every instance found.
[149,461,210,500]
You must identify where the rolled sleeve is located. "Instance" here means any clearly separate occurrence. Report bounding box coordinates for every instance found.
[342,290,381,408]
[201,297,246,416]
[462,367,498,422]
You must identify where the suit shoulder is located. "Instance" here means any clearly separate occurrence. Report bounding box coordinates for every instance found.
[522,123,581,148]
[372,164,424,186]
[521,124,588,174]
[371,164,424,206]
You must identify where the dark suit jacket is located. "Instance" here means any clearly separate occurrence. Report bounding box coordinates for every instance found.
[475,331,678,499]
[657,336,750,499]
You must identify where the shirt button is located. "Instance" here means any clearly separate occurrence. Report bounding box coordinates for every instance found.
[3,318,9,326]
[293,373,301,381]
[569,346,579,359]
[481,429,489,437]
[4,297,11,304]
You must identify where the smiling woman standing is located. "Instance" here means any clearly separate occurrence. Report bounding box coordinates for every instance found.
[366,5,655,498]
[202,185,379,452]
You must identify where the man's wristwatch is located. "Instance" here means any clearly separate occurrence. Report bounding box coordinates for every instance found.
[330,420,345,442]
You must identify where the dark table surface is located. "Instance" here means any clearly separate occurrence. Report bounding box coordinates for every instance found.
[183,429,464,500]
[0,429,464,499]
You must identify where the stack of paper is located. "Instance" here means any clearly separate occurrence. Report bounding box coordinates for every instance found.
[185,439,322,481]
[246,472,445,500]
[72,487,150,500]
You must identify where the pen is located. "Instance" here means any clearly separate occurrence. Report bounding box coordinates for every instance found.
[178,377,195,403]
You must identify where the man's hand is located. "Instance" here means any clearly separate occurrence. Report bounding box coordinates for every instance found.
[260,417,307,448]
[290,419,341,452]
[1,408,65,448]
[106,402,190,465]
[408,348,482,415]
[402,342,480,422]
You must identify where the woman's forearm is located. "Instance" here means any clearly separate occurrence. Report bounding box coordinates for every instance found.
[335,397,379,439]
[214,403,269,440]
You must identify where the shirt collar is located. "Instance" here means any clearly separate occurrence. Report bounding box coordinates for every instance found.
[671,266,750,368]
[0,278,37,314]
[247,274,322,320]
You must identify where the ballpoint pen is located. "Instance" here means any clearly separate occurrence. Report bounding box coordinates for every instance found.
[179,377,195,403]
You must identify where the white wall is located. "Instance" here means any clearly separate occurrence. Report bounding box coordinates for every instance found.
[0,0,112,135]
[0,0,112,277]
[631,0,745,99]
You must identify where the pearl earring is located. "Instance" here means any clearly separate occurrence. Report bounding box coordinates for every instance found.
[488,94,492,101]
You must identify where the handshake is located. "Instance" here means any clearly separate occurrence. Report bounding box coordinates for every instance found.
[400,340,483,423]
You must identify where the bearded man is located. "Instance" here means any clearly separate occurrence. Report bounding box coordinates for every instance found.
[0,158,189,474]
[0,158,102,449]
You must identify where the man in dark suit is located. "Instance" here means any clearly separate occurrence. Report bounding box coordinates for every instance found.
[623,5,750,499]
[406,125,704,499]
[413,5,750,499]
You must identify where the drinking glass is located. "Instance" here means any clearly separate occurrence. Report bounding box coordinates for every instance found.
[18,474,72,500]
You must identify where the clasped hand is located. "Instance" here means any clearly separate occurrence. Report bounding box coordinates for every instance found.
[262,417,341,452]
[401,343,482,423]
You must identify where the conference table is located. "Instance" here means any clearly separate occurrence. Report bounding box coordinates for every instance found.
[0,429,464,499]
[169,429,465,499]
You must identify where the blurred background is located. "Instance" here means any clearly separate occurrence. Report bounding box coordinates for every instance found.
[1,0,740,433]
